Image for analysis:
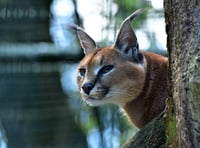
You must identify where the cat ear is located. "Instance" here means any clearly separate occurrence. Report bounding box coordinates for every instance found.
[71,25,97,55]
[113,9,143,63]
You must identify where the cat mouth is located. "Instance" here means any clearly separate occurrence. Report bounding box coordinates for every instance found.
[83,87,109,101]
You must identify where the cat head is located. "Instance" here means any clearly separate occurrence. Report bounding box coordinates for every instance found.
[73,9,146,106]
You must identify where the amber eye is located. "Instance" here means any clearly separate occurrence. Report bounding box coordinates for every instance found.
[79,68,86,77]
[98,65,114,77]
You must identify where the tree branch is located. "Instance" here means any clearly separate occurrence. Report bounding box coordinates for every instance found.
[122,112,166,148]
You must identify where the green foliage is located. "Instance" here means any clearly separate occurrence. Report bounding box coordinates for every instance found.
[114,0,151,28]
[0,0,11,5]
[80,108,100,134]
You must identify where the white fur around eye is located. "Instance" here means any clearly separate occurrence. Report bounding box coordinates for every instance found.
[94,67,101,76]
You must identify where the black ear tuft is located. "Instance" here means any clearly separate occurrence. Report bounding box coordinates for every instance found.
[70,24,97,55]
[113,9,144,64]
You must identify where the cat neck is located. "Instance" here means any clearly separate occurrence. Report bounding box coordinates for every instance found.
[123,51,168,128]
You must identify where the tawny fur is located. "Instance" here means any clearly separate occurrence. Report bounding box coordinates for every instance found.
[76,47,167,128]
[123,51,167,128]
[73,9,168,129]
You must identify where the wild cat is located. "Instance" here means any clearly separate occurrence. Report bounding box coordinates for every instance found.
[72,9,167,128]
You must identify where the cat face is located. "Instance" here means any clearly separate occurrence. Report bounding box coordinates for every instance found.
[74,9,146,106]
[76,46,146,106]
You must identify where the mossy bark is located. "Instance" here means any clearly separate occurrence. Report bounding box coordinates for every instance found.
[164,0,200,147]
[164,98,177,147]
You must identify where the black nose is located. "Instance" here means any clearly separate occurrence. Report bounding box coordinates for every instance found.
[82,82,94,95]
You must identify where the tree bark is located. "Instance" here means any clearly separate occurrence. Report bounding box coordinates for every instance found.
[123,1,200,147]
[164,0,200,147]
[121,112,166,148]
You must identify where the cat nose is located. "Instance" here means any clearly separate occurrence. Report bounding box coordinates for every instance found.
[82,82,94,95]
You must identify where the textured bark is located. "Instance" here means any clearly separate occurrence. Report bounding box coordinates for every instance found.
[123,1,200,147]
[122,112,166,148]
[164,0,200,147]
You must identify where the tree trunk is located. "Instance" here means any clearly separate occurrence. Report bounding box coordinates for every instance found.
[164,0,200,147]
[123,1,200,148]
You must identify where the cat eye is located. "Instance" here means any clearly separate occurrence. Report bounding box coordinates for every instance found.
[98,65,114,76]
[79,68,86,77]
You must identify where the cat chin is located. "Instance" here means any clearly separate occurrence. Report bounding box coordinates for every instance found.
[83,97,108,106]
[82,95,127,107]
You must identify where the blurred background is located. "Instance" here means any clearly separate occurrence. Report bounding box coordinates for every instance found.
[0,0,166,148]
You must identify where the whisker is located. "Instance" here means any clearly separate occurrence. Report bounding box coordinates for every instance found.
[108,88,142,98]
